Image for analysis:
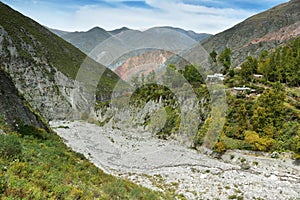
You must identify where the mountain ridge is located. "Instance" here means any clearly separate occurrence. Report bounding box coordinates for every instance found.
[52,26,211,55]
[202,0,300,65]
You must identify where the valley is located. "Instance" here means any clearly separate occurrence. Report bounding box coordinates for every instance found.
[0,0,300,199]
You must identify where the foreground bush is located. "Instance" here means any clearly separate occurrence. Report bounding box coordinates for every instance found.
[0,134,22,159]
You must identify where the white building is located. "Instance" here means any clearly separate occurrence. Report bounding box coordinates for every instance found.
[206,73,225,81]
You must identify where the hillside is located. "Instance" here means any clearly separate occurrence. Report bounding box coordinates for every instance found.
[197,36,300,157]
[0,120,173,199]
[202,0,300,65]
[0,2,122,120]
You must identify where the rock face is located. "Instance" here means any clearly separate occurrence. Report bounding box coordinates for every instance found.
[0,25,81,120]
[113,50,174,81]
[202,0,300,65]
[0,68,46,129]
[0,3,121,121]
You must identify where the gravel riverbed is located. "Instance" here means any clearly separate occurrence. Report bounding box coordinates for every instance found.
[51,121,300,200]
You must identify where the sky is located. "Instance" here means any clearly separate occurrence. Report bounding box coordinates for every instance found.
[2,0,288,34]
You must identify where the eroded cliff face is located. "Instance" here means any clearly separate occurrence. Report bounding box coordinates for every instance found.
[230,22,300,66]
[0,68,46,129]
[0,26,93,121]
[114,50,174,81]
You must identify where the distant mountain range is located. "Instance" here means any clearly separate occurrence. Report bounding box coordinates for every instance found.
[49,26,211,55]
[49,0,300,81]
[48,26,210,81]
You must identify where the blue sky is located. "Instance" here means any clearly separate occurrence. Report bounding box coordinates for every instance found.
[2,0,288,34]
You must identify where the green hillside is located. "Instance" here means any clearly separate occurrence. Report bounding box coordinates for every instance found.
[196,37,300,158]
[122,37,300,158]
[0,121,175,199]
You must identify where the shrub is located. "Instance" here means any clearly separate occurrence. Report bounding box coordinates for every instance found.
[18,125,48,140]
[103,180,128,199]
[0,173,8,194]
[244,131,274,151]
[214,141,227,153]
[0,134,22,159]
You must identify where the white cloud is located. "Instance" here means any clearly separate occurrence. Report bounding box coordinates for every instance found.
[2,0,260,34]
[58,1,256,34]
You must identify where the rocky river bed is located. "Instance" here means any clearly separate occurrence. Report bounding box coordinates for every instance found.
[51,121,300,200]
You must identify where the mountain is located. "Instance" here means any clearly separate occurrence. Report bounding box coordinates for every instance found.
[55,26,210,55]
[0,2,121,121]
[62,27,112,54]
[158,26,211,41]
[202,0,300,65]
[60,27,131,54]
[87,27,206,81]
[108,26,130,35]
[52,26,210,81]
[48,27,70,36]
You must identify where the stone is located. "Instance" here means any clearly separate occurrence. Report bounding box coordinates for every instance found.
[271,152,280,159]
[240,162,251,170]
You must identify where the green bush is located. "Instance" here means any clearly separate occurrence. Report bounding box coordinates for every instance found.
[0,173,8,194]
[103,180,128,199]
[18,125,48,140]
[0,134,22,159]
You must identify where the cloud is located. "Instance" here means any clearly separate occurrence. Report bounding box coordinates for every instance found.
[1,0,288,34]
[68,0,255,33]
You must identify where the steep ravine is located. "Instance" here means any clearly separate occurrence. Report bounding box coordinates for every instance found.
[52,121,300,200]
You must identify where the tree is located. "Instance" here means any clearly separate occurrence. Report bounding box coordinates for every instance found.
[240,56,258,82]
[252,82,285,135]
[218,48,232,74]
[210,50,217,63]
[257,38,300,86]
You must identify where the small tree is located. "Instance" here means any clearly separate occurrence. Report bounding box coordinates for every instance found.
[218,48,232,74]
[240,56,258,83]
[210,50,217,63]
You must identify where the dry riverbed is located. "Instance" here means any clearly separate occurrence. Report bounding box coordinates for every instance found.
[51,121,300,200]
